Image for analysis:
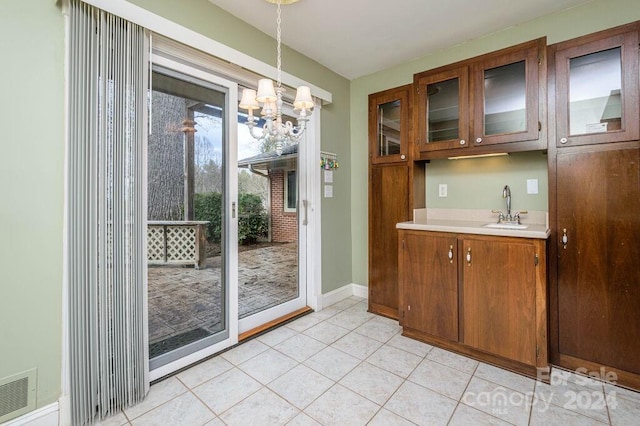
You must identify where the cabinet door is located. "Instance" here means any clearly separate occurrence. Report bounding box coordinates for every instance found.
[415,67,470,152]
[369,165,409,318]
[462,237,537,366]
[471,40,541,146]
[369,85,411,164]
[555,29,639,147]
[556,148,640,374]
[399,231,458,341]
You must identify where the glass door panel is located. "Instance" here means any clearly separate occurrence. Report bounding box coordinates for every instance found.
[428,77,461,142]
[236,109,305,333]
[555,29,639,146]
[378,100,401,156]
[147,67,232,371]
[569,48,622,136]
[483,61,527,136]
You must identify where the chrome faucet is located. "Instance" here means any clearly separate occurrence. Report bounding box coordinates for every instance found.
[491,184,527,224]
[503,185,511,221]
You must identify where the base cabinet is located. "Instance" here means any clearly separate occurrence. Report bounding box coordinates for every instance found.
[399,229,548,376]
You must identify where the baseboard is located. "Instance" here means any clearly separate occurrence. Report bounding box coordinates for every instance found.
[4,402,58,426]
[321,283,368,308]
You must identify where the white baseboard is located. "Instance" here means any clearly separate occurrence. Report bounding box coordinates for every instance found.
[321,283,368,309]
[4,403,58,426]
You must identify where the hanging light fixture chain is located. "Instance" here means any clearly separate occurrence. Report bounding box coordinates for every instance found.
[276,0,282,88]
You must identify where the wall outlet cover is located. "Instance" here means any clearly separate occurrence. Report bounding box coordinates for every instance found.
[438,184,448,197]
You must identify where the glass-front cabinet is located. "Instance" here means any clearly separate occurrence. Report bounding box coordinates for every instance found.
[554,28,639,147]
[415,67,469,152]
[471,40,541,146]
[369,84,411,164]
[415,39,544,156]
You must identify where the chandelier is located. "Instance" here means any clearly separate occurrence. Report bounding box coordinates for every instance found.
[239,0,314,155]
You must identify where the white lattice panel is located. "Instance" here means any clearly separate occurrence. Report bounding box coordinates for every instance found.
[166,227,196,262]
[147,226,166,261]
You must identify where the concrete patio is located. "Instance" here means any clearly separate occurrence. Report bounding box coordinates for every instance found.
[148,242,298,358]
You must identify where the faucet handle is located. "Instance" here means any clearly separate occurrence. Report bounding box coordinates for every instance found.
[491,209,505,223]
[516,210,528,216]
[513,211,528,224]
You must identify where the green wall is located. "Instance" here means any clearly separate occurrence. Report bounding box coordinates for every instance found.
[130,0,353,294]
[0,0,65,408]
[425,152,548,211]
[350,0,640,286]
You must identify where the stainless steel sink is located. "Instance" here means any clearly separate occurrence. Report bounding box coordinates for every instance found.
[484,223,528,230]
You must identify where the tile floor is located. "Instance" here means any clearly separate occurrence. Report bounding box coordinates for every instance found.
[103,296,640,425]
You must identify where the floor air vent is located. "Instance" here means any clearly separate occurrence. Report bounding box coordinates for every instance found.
[0,369,37,423]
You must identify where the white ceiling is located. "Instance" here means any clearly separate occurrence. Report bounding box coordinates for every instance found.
[208,0,592,80]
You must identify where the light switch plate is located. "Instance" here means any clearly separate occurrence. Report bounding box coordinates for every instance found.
[527,179,539,194]
[324,185,333,198]
[438,184,448,197]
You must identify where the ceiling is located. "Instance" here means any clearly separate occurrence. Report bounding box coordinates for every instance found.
[208,0,592,80]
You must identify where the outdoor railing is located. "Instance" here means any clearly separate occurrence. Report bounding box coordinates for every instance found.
[147,221,209,269]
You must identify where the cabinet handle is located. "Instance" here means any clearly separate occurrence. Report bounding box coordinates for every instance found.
[562,228,568,249]
[448,245,454,263]
[459,139,466,145]
[400,154,406,160]
[476,137,483,143]
[466,247,472,266]
[560,137,568,144]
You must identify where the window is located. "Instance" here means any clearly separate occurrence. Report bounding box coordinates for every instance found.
[284,169,297,213]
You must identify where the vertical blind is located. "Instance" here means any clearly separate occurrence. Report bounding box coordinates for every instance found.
[67,1,149,423]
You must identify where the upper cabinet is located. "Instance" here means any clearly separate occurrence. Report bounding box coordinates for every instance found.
[369,85,411,164]
[553,25,639,147]
[415,38,545,158]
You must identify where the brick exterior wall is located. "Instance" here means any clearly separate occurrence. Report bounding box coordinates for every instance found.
[270,169,298,243]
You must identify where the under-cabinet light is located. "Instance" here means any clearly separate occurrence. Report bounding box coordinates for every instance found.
[447,153,509,160]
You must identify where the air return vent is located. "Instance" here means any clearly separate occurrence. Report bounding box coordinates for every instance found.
[0,369,37,423]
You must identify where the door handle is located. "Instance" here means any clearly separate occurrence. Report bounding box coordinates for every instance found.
[562,228,568,249]
[232,201,236,219]
[302,200,308,226]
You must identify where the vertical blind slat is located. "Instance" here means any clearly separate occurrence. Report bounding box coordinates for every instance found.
[68,1,148,423]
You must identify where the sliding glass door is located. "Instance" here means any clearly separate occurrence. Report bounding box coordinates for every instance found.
[147,60,238,376]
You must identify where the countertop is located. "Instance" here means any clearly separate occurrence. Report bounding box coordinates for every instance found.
[396,208,550,239]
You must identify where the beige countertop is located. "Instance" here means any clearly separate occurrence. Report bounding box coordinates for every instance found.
[396,208,550,239]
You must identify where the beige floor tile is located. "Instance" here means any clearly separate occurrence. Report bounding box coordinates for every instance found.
[304,384,380,425]
[427,346,478,374]
[530,400,607,426]
[219,387,298,426]
[303,321,350,345]
[95,411,129,426]
[275,333,327,362]
[462,376,531,426]
[332,332,383,360]
[192,368,262,415]
[386,334,433,358]
[285,315,323,332]
[605,383,640,405]
[286,412,322,425]
[238,348,298,384]
[130,392,214,426]
[326,309,374,330]
[534,375,609,423]
[409,358,472,400]
[269,364,335,409]
[367,344,422,378]
[367,408,415,425]
[303,346,361,381]
[609,393,640,425]
[475,362,536,394]
[384,381,457,425]
[123,377,187,420]
[449,403,512,426]
[256,325,298,347]
[339,362,403,405]
[221,339,269,365]
[176,356,233,389]
[353,316,402,343]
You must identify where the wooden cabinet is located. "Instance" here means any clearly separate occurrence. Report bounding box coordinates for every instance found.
[549,22,640,390]
[553,26,639,147]
[368,85,412,319]
[414,38,545,159]
[369,85,411,164]
[461,236,541,367]
[399,229,548,375]
[399,231,458,341]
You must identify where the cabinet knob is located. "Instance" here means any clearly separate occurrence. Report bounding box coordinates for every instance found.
[448,245,454,263]
[400,154,406,160]
[459,140,466,145]
[466,247,472,266]
[476,137,483,143]
[560,137,568,144]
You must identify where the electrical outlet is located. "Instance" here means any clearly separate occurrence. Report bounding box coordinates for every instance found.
[439,184,448,197]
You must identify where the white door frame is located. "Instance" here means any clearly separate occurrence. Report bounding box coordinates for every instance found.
[148,55,239,381]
